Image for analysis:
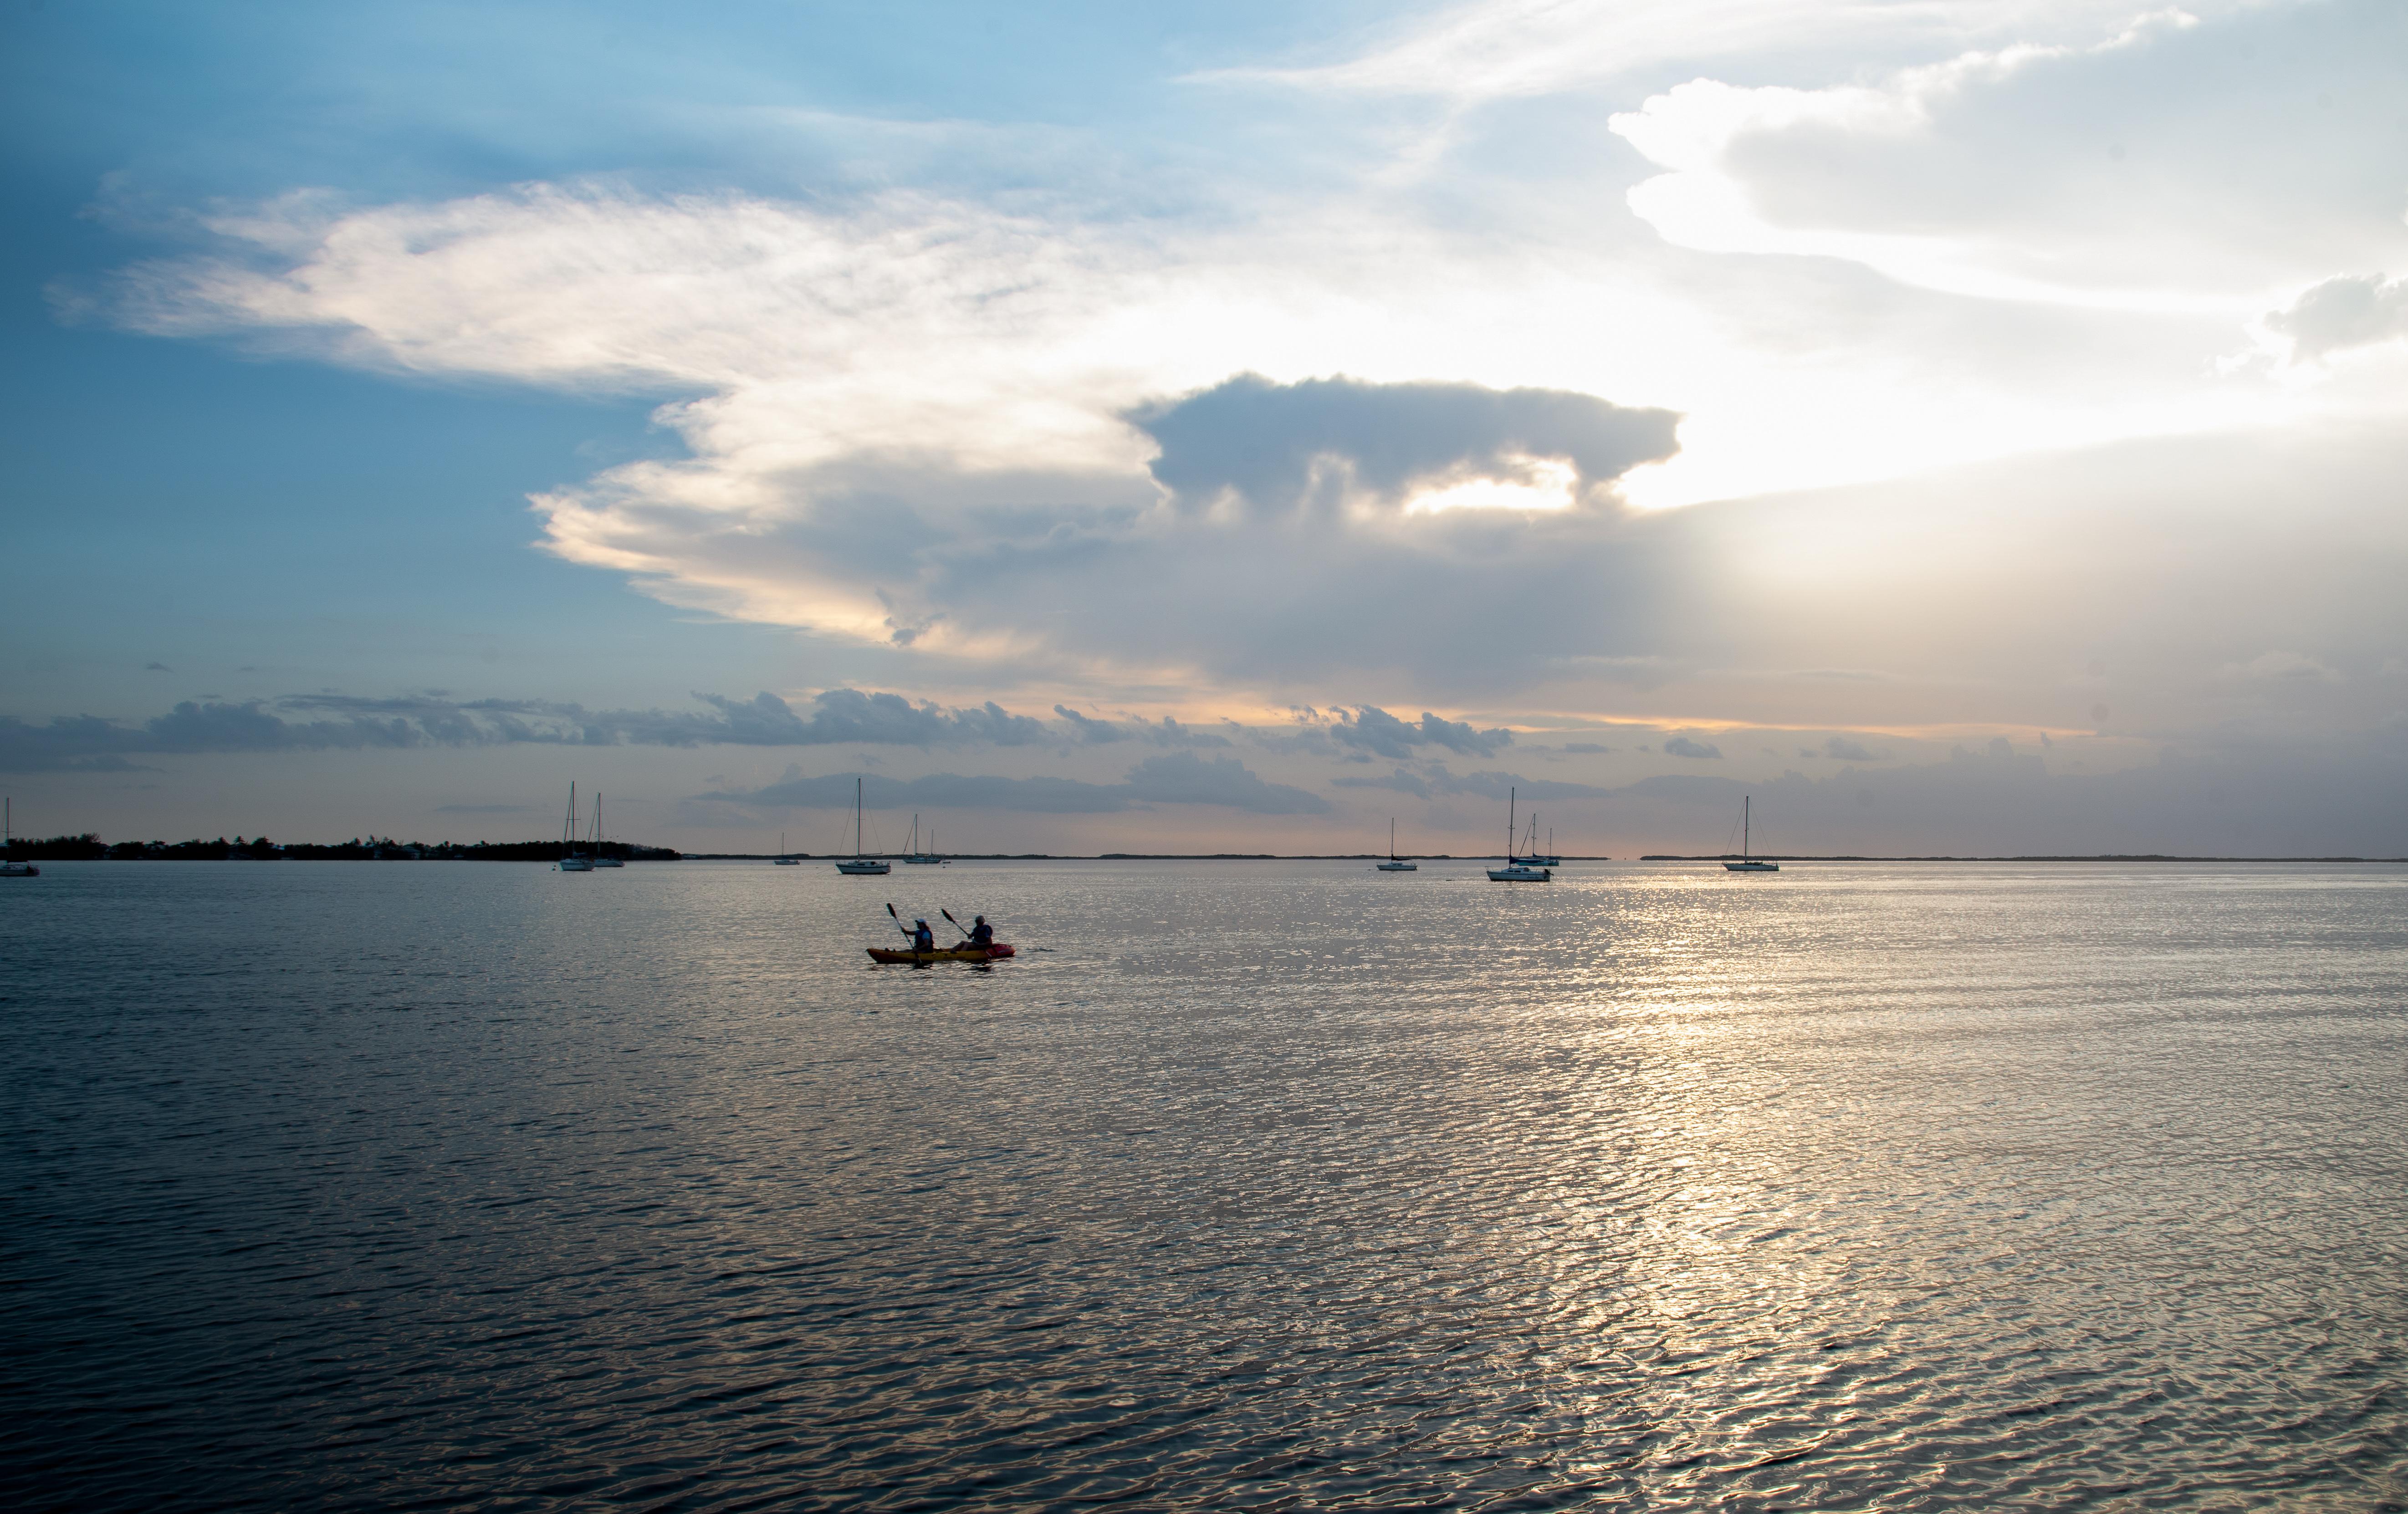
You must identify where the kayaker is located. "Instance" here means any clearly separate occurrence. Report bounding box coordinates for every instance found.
[912,918,936,953]
[968,915,994,950]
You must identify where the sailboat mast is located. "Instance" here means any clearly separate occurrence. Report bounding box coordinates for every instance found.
[855,776,864,858]
[1743,795,1750,861]
[1507,787,1515,861]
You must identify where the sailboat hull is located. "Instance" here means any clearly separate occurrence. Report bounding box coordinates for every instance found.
[1724,861,1779,872]
[1487,865,1551,881]
[836,860,890,875]
[1376,861,1417,871]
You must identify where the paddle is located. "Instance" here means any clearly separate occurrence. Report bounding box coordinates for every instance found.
[883,901,916,941]
[938,908,974,941]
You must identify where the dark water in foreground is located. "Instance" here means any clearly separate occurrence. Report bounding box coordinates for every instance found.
[4,859,2405,1511]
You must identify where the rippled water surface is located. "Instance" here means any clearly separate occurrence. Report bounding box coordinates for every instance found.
[5,859,2406,1510]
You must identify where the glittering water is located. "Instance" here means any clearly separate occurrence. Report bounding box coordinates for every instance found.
[5,859,2405,1511]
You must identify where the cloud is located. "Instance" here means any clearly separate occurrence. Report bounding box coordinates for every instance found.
[0,688,1094,770]
[1327,705,1514,760]
[702,751,1327,816]
[1129,373,1678,515]
[1561,742,1613,754]
[1817,735,1884,761]
[2268,274,2408,362]
[1607,3,2408,308]
[1663,735,1722,759]
[1330,765,1613,800]
[1052,705,1232,747]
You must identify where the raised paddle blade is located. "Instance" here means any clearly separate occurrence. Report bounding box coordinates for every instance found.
[939,907,971,938]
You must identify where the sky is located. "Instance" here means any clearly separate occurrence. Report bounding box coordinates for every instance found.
[5,0,2406,856]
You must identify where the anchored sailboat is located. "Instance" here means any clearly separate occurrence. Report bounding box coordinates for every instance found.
[1488,788,1551,882]
[557,783,593,872]
[775,831,800,864]
[1511,811,1561,867]
[1,798,37,877]
[590,793,624,865]
[904,814,946,864]
[1375,818,1417,871]
[835,778,890,875]
[1723,795,1779,872]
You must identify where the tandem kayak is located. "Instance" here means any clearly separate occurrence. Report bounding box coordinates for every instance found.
[866,943,1017,964]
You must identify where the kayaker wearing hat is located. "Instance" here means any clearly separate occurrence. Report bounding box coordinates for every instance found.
[912,918,936,953]
[968,915,994,950]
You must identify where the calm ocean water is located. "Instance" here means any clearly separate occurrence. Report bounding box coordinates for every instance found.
[4,858,2405,1511]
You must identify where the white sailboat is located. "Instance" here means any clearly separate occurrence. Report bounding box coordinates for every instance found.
[2,798,37,877]
[1488,788,1551,882]
[835,777,890,875]
[590,793,624,865]
[1375,818,1417,871]
[774,831,800,865]
[1723,795,1780,872]
[556,783,593,872]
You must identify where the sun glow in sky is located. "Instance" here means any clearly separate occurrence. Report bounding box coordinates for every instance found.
[4,0,2406,854]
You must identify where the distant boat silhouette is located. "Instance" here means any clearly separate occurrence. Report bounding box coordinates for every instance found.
[1724,795,1779,872]
[591,793,623,865]
[775,831,799,865]
[557,783,592,872]
[1488,788,1550,882]
[1376,818,1417,871]
[1,799,36,877]
[835,778,890,875]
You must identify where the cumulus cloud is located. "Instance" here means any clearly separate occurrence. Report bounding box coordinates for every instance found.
[1129,373,1677,515]
[0,688,1113,770]
[1813,735,1885,761]
[1052,705,1232,747]
[2268,274,2408,362]
[702,751,1328,816]
[1324,705,1514,760]
[1663,735,1722,759]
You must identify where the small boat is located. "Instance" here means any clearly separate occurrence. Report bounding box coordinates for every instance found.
[1488,788,1551,881]
[1375,818,1417,871]
[903,815,946,864]
[557,783,593,871]
[590,793,624,865]
[774,831,799,865]
[835,778,890,875]
[866,942,1017,964]
[1,799,36,877]
[1724,795,1779,872]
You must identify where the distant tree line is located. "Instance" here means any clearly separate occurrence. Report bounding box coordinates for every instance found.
[3,834,680,862]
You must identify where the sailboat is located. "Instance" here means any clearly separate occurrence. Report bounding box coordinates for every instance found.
[1,799,37,877]
[835,777,890,875]
[774,831,800,865]
[1723,795,1780,872]
[590,793,624,865]
[1488,788,1551,881]
[556,783,593,871]
[1375,818,1417,871]
[1510,811,1561,867]
[904,814,946,864]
